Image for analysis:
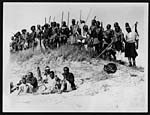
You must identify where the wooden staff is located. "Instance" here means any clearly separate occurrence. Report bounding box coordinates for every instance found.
[45,17,46,24]
[85,8,92,24]
[49,16,51,24]
[80,10,82,23]
[67,11,70,27]
[53,16,55,22]
[61,11,64,26]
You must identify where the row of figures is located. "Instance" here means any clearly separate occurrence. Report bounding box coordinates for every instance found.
[10,17,139,67]
[10,66,76,95]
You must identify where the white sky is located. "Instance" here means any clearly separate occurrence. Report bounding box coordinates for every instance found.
[3,2,148,69]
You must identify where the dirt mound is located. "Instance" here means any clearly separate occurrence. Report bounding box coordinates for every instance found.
[5,44,146,112]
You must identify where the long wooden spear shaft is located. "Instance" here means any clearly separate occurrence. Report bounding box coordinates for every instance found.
[61,11,64,26]
[49,16,51,24]
[53,17,55,22]
[45,17,46,24]
[85,8,92,24]
[80,10,82,22]
[67,11,70,27]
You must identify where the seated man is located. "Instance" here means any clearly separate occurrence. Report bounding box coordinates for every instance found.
[42,71,58,94]
[42,66,51,83]
[17,77,30,95]
[10,75,28,93]
[59,67,76,94]
[26,72,38,93]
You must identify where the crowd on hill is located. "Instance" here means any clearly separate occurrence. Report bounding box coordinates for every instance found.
[10,16,140,95]
[10,17,139,67]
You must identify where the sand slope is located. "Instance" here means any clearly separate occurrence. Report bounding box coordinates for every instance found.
[3,45,147,112]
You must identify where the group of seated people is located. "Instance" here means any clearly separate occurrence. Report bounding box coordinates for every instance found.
[10,66,76,95]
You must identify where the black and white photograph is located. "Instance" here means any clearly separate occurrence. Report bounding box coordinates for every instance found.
[3,2,148,112]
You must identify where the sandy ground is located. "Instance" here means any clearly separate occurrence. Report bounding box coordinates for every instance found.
[3,44,147,112]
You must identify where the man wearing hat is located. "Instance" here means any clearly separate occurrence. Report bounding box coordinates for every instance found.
[124,22,139,67]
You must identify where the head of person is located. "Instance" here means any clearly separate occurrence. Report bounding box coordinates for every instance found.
[49,71,55,79]
[125,22,130,27]
[80,20,85,24]
[96,21,100,27]
[63,67,69,74]
[31,26,36,32]
[91,19,96,26]
[42,26,45,30]
[37,66,40,71]
[62,21,66,26]
[37,25,41,29]
[11,36,14,40]
[21,29,27,34]
[72,19,76,25]
[28,72,33,78]
[44,23,49,29]
[56,23,60,28]
[45,66,50,74]
[125,26,131,33]
[114,22,119,27]
[53,22,56,27]
[83,25,88,32]
[14,31,21,38]
[22,77,27,84]
[114,22,120,32]
[106,24,111,30]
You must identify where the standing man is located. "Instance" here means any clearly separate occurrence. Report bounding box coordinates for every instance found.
[36,25,43,48]
[113,22,125,63]
[70,19,80,45]
[102,24,116,60]
[89,19,100,57]
[30,26,37,51]
[124,22,139,67]
[60,21,70,45]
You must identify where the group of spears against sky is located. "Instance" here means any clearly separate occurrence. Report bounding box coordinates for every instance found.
[9,10,140,95]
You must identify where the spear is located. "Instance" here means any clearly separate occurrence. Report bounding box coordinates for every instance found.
[45,17,46,24]
[67,11,70,27]
[49,16,51,24]
[61,11,64,26]
[80,10,82,23]
[53,16,55,22]
[85,8,92,24]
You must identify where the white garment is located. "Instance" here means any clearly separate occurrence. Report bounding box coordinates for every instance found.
[45,77,56,91]
[116,51,123,61]
[125,31,139,43]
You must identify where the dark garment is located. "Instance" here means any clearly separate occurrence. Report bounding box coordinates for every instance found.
[26,77,38,88]
[62,72,76,90]
[125,42,138,58]
[115,41,123,51]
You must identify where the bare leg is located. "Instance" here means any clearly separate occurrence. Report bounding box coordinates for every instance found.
[128,57,132,67]
[132,57,136,67]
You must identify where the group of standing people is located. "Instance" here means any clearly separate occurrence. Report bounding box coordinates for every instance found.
[10,16,139,67]
[10,66,76,95]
